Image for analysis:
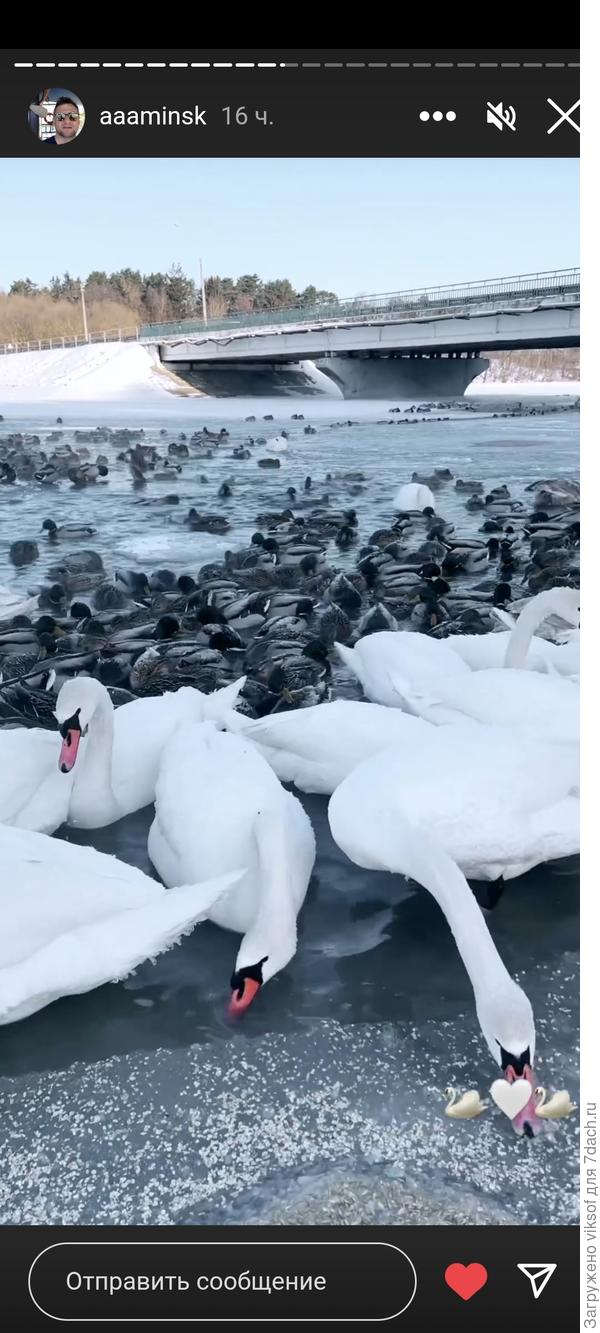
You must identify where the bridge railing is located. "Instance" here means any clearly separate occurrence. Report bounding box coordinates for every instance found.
[0,326,140,356]
[138,268,580,342]
[147,290,581,346]
[0,268,579,355]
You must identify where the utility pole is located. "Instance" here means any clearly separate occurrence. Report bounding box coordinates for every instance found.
[80,280,89,342]
[199,258,208,325]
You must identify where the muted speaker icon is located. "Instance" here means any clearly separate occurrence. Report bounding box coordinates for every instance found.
[486,101,517,132]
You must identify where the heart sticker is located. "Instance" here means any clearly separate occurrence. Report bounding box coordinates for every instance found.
[490,1077,532,1119]
[445,1263,488,1301]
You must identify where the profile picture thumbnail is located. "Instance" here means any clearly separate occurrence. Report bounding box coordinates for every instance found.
[28,88,85,146]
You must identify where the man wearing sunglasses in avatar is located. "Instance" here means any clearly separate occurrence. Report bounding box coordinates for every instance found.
[30,92,82,145]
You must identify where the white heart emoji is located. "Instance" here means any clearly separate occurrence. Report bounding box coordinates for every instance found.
[490,1078,532,1119]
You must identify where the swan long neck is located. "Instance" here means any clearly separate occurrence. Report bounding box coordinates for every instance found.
[70,689,118,819]
[376,816,514,1004]
[238,808,301,975]
[504,595,550,668]
[254,811,297,938]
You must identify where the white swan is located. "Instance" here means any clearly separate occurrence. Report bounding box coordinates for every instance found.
[335,589,580,708]
[148,722,316,1013]
[392,664,578,745]
[0,824,243,1025]
[327,801,540,1132]
[0,676,246,834]
[56,676,247,829]
[446,587,580,675]
[393,482,435,511]
[222,698,432,794]
[327,723,578,881]
[335,630,469,708]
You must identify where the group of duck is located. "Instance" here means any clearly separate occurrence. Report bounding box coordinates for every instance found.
[0,454,579,728]
[0,421,308,488]
[0,442,580,1137]
[0,425,209,488]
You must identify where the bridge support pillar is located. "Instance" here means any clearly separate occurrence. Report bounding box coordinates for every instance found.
[313,352,489,400]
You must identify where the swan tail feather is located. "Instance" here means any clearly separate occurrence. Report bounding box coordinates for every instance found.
[0,871,244,1026]
[203,677,247,723]
[220,708,253,735]
[384,671,436,708]
[491,607,516,629]
[334,641,356,671]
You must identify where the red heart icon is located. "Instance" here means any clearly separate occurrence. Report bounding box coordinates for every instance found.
[445,1263,488,1301]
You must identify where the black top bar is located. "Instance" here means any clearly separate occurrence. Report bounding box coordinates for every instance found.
[2,49,580,157]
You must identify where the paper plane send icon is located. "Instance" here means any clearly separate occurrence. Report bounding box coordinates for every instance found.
[517,1264,557,1300]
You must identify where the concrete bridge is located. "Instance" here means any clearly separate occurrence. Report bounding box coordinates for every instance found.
[144,268,580,399]
[0,269,579,400]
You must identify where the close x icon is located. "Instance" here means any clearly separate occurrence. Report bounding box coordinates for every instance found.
[547,97,580,134]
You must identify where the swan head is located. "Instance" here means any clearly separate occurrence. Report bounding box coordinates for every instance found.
[228,921,297,1017]
[55,677,109,773]
[228,955,269,1017]
[477,982,541,1136]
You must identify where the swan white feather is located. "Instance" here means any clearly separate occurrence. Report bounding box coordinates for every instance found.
[148,722,316,1008]
[0,824,242,1025]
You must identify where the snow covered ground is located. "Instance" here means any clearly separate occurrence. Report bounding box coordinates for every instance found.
[0,342,188,401]
[468,378,580,397]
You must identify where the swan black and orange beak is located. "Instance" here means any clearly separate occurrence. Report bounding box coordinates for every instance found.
[228,977,261,1017]
[228,957,268,1017]
[58,712,82,773]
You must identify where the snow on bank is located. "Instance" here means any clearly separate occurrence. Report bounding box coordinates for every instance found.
[467,379,580,397]
[0,342,193,402]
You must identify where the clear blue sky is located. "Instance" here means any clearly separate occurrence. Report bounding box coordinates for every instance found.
[2,158,578,295]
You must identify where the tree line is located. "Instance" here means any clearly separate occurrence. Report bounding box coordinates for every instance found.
[1,266,338,342]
